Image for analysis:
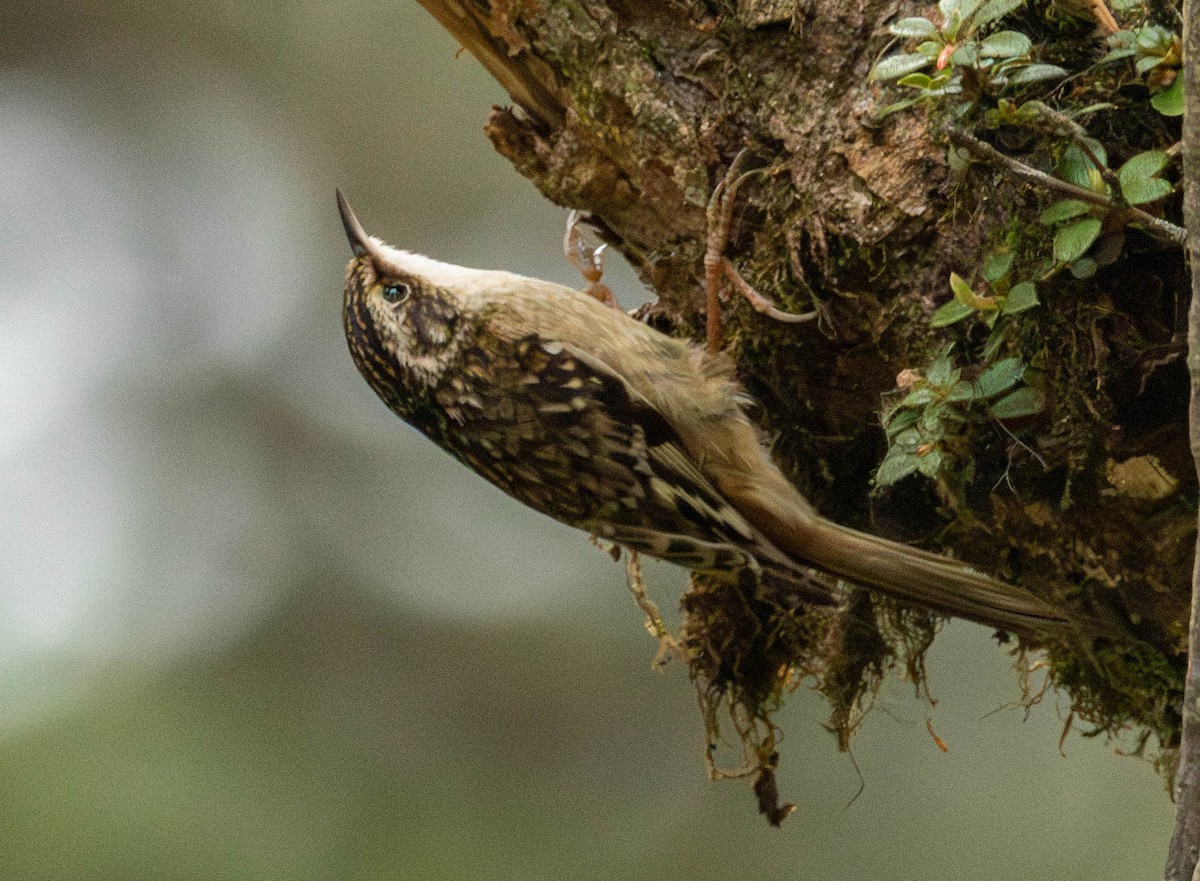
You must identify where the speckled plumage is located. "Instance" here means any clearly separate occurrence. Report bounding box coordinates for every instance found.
[338,192,1068,634]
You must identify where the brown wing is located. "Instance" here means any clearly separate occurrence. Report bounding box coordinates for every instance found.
[432,332,828,589]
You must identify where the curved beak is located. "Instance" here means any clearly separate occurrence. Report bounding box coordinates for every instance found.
[336,189,377,259]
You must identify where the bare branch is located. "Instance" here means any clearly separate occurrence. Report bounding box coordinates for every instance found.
[948,129,1187,246]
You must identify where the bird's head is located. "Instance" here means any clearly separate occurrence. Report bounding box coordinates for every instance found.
[337,190,506,410]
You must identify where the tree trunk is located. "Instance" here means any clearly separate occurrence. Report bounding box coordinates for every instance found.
[415,0,1190,789]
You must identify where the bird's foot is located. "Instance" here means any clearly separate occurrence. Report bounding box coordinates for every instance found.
[624,550,682,670]
[564,210,621,311]
[704,149,821,354]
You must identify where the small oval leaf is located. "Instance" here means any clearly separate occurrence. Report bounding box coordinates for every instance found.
[897,72,934,88]
[979,30,1032,58]
[1053,217,1102,263]
[872,52,933,80]
[1152,76,1184,116]
[1006,63,1068,85]
[970,0,1025,28]
[931,299,976,327]
[1002,281,1039,314]
[982,251,1014,282]
[989,386,1046,419]
[1039,199,1092,225]
[889,16,939,37]
[875,452,922,486]
[949,271,976,304]
[1121,176,1173,206]
[1059,141,1108,190]
[1119,149,1169,184]
[916,449,945,477]
[974,357,1025,399]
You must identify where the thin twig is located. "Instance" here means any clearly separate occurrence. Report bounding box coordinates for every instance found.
[948,129,1187,246]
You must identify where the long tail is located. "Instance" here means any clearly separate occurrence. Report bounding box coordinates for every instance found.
[708,458,1068,635]
[788,518,1068,634]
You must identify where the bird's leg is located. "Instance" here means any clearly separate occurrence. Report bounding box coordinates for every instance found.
[564,209,621,311]
[704,150,821,354]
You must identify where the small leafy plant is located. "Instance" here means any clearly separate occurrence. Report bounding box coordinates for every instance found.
[871,0,1066,116]
[931,259,1038,330]
[877,352,1044,487]
[1039,145,1175,277]
[1099,24,1184,116]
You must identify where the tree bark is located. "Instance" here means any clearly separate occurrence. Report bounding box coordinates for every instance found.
[416,0,1190,773]
[1164,0,1200,873]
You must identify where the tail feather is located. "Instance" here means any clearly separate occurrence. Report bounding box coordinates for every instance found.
[793,520,1068,633]
[708,463,1066,634]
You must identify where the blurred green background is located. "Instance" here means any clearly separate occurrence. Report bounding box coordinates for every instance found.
[0,1,1173,878]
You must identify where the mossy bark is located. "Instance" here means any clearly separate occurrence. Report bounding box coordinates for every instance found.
[416,0,1190,779]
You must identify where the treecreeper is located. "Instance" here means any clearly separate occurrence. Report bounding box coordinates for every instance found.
[336,190,1067,636]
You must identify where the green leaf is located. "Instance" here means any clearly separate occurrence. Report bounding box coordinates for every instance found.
[949,271,976,304]
[890,16,939,37]
[1106,29,1136,49]
[948,145,972,173]
[1152,76,1184,116]
[1117,149,1172,205]
[875,452,922,486]
[1135,24,1172,52]
[1098,46,1136,64]
[974,357,1024,398]
[916,449,945,477]
[875,97,925,118]
[1135,54,1165,74]
[1121,176,1173,206]
[927,356,959,388]
[936,0,982,37]
[931,299,976,327]
[898,387,936,408]
[938,0,962,21]
[920,406,948,433]
[1006,63,1068,84]
[1002,281,1039,314]
[979,30,1032,58]
[969,0,1025,28]
[951,43,978,66]
[945,380,975,403]
[982,251,1014,282]
[989,386,1046,419]
[885,408,920,433]
[872,52,932,80]
[1059,141,1109,190]
[1054,218,1101,263]
[897,72,934,88]
[1120,149,1169,181]
[1039,199,1092,225]
[1069,257,1098,279]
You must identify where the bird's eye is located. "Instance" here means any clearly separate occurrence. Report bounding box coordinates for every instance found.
[382,282,411,304]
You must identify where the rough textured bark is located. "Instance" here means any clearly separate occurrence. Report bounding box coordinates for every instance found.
[415,0,1190,782]
[1164,0,1200,873]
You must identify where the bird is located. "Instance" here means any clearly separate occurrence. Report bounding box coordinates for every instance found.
[336,190,1068,635]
